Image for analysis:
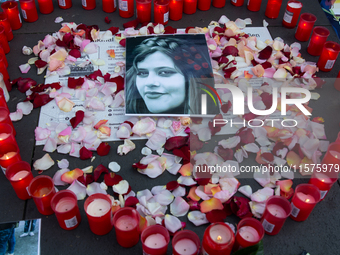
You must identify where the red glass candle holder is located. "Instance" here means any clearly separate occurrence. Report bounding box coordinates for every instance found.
[334,70,340,91]
[37,0,54,14]
[0,88,9,109]
[5,161,33,200]
[113,207,140,248]
[0,12,13,41]
[169,0,183,21]
[154,0,169,25]
[0,142,21,172]
[309,172,337,201]
[295,13,317,41]
[103,0,116,12]
[84,193,113,235]
[234,218,264,251]
[247,0,262,12]
[265,0,282,19]
[282,0,302,28]
[0,107,15,134]
[19,0,38,22]
[307,26,330,56]
[1,1,22,30]
[317,41,340,72]
[58,0,72,9]
[260,196,291,235]
[0,123,17,146]
[198,0,210,10]
[172,230,200,255]
[141,225,170,255]
[202,223,235,255]
[119,0,134,18]
[0,47,8,68]
[0,58,9,82]
[0,25,10,54]
[231,0,243,7]
[212,0,225,8]
[136,0,151,23]
[82,0,96,9]
[51,190,81,230]
[290,184,320,222]
[183,0,197,14]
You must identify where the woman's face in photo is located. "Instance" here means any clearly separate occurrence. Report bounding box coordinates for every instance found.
[136,51,186,113]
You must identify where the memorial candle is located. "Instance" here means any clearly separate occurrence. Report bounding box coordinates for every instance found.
[0,77,9,102]
[169,0,183,21]
[282,0,302,28]
[198,0,210,10]
[0,123,17,146]
[265,0,282,19]
[5,161,33,200]
[0,25,10,54]
[0,142,21,172]
[136,0,151,23]
[118,0,134,18]
[141,225,170,255]
[19,0,38,22]
[0,12,13,41]
[82,0,96,10]
[183,0,197,14]
[154,0,169,25]
[172,230,200,255]
[234,218,264,250]
[37,0,54,14]
[212,0,225,8]
[102,0,116,12]
[317,41,340,72]
[202,223,235,255]
[58,0,72,9]
[309,172,337,201]
[247,0,262,12]
[0,56,10,82]
[0,107,15,134]
[307,26,330,56]
[0,47,8,68]
[230,0,244,7]
[1,1,22,30]
[295,13,317,41]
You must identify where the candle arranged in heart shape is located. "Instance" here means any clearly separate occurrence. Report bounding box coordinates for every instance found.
[6,161,33,200]
[141,225,170,255]
[172,230,200,255]
[202,223,235,255]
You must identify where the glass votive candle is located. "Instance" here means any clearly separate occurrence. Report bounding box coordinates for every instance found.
[0,12,13,41]
[309,172,338,201]
[136,0,151,23]
[113,207,140,248]
[19,0,38,22]
[0,62,9,82]
[0,142,21,173]
[58,0,72,9]
[234,218,264,250]
[102,0,116,12]
[172,230,200,255]
[0,123,17,146]
[118,0,134,18]
[169,0,183,21]
[1,1,22,30]
[51,190,81,230]
[0,25,10,54]
[282,0,302,28]
[154,0,169,25]
[0,107,15,135]
[247,0,262,12]
[231,0,243,7]
[183,0,197,14]
[295,13,317,41]
[37,0,54,14]
[212,0,225,8]
[307,27,330,56]
[198,0,210,10]
[82,0,96,9]
[0,47,8,68]
[141,225,170,255]
[265,0,282,19]
[5,161,33,200]
[202,223,235,255]
[0,87,9,108]
[260,196,291,235]
[317,41,340,72]
[84,193,113,235]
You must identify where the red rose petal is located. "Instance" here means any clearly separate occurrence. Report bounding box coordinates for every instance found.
[223,67,237,79]
[125,196,139,208]
[68,77,84,89]
[33,94,53,108]
[206,209,228,223]
[16,78,37,93]
[94,164,109,181]
[221,101,232,113]
[69,49,81,58]
[97,142,111,156]
[230,196,252,219]
[237,128,255,144]
[222,46,238,56]
[77,174,94,186]
[187,199,200,211]
[261,152,274,163]
[189,133,203,151]
[70,110,85,128]
[260,92,273,110]
[132,162,148,169]
[119,39,126,47]
[108,27,119,35]
[216,146,233,161]
[79,146,93,160]
[172,145,190,164]
[108,76,124,93]
[123,18,139,29]
[104,16,111,24]
[166,180,179,191]
[104,172,123,186]
[164,136,189,151]
[258,46,273,60]
[164,26,177,34]
[35,59,48,68]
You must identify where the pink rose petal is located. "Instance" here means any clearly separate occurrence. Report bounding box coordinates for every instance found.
[67,180,87,200]
[170,197,190,217]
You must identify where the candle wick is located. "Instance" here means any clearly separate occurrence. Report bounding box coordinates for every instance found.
[99,209,102,211]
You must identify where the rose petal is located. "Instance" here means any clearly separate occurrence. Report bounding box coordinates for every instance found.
[53,168,69,186]
[238,185,252,198]
[200,198,224,213]
[250,187,274,203]
[86,182,107,196]
[9,109,23,121]
[67,180,87,200]
[33,153,55,171]
[19,63,31,74]
[164,214,182,233]
[43,137,57,152]
[108,161,121,172]
[188,211,209,226]
[17,101,33,115]
[112,180,129,194]
[170,197,190,217]
[61,168,84,184]
[155,190,174,206]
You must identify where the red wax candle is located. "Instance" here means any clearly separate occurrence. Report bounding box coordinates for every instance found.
[51,190,81,230]
[334,70,340,91]
[0,46,9,67]
[28,175,56,215]
[58,0,72,9]
[202,223,235,255]
[0,123,17,146]
[136,0,151,23]
[113,207,140,247]
[198,0,211,10]
[309,172,337,201]
[265,0,282,19]
[247,0,262,12]
[19,0,38,23]
[183,0,197,14]
[172,230,200,255]
[0,107,15,135]
[0,59,9,82]
[154,0,169,25]
[0,12,13,41]
[234,218,264,251]
[230,0,243,7]
[84,193,113,235]
[37,0,54,14]
[1,1,22,30]
[307,26,330,56]
[169,0,183,21]
[282,0,302,28]
[5,161,33,200]
[290,184,320,222]
[141,225,170,255]
[82,0,96,10]
[317,41,340,72]
[212,0,225,8]
[0,25,10,54]
[102,0,116,12]
[260,196,291,235]
[119,0,134,18]
[295,13,317,41]
[0,142,21,172]
[0,88,9,109]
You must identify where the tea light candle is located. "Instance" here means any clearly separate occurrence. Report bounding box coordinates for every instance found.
[0,25,10,54]
[174,239,197,255]
[82,0,96,10]
[282,0,302,28]
[37,0,54,14]
[145,234,167,248]
[265,0,282,19]
[183,0,197,14]
[202,223,235,255]
[57,0,72,9]
[5,161,33,200]
[198,0,210,10]
[113,207,140,247]
[172,230,200,255]
[1,1,22,30]
[230,0,244,7]
[136,0,151,23]
[141,225,170,255]
[0,142,21,171]
[119,0,134,18]
[154,0,169,25]
[19,0,38,23]
[234,218,264,251]
[0,12,13,41]
[307,26,330,56]
[84,193,113,235]
[0,107,15,134]
[102,0,116,12]
[295,13,317,41]
[247,0,262,12]
[51,190,81,230]
[317,41,340,72]
[169,0,183,21]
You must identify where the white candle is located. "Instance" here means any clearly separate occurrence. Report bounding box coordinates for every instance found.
[329,150,340,159]
[0,151,16,160]
[0,133,10,140]
[174,238,197,255]
[238,226,260,242]
[267,204,286,217]
[288,2,302,8]
[115,215,138,231]
[296,192,315,203]
[55,197,75,213]
[209,224,231,244]
[314,172,333,184]
[144,233,167,249]
[86,198,111,217]
[10,170,29,181]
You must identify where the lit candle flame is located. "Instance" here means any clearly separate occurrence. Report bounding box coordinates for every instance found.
[306,199,310,202]
[321,179,325,182]
[42,194,46,197]
[217,235,222,241]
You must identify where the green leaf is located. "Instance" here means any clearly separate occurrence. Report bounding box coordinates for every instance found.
[232,240,264,255]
